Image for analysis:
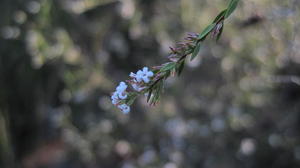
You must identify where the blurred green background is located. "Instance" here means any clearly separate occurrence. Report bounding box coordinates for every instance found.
[1,0,300,167]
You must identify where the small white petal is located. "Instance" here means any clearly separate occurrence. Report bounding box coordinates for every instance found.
[147,71,154,77]
[137,70,143,76]
[118,92,127,99]
[118,104,130,114]
[116,82,127,92]
[143,77,150,83]
[112,99,118,105]
[122,106,130,113]
[111,92,118,99]
[119,82,126,86]
[143,67,148,72]
[136,76,143,83]
[130,72,136,78]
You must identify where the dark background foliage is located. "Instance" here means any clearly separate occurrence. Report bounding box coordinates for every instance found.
[0,0,300,168]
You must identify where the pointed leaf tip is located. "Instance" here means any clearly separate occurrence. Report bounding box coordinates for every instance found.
[225,0,240,18]
[190,43,201,61]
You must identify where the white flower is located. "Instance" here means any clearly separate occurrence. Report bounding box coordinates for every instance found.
[130,67,154,85]
[111,81,131,113]
[142,67,154,76]
[136,70,144,82]
[141,67,154,83]
[111,92,119,105]
[111,81,128,105]
[116,82,128,99]
[111,67,154,113]
[118,104,130,114]
[116,82,127,92]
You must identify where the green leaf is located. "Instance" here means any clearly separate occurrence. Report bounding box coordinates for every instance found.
[213,9,227,23]
[154,81,163,104]
[159,62,176,72]
[190,43,201,61]
[126,97,136,106]
[198,23,216,40]
[225,0,240,18]
[177,60,185,76]
[147,89,152,103]
[163,70,171,79]
[149,82,161,105]
[125,93,138,105]
[152,69,160,74]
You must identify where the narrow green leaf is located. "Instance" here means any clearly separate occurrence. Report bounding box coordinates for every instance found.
[152,69,160,74]
[126,97,136,106]
[147,89,152,103]
[177,60,185,76]
[225,0,240,18]
[198,23,216,40]
[159,62,176,72]
[163,70,171,79]
[125,93,138,105]
[213,9,227,23]
[150,89,157,105]
[156,82,163,104]
[190,43,201,61]
[158,80,163,95]
[149,80,163,105]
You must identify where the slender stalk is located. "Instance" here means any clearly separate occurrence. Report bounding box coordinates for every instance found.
[112,0,241,112]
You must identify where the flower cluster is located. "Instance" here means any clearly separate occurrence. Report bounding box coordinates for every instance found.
[129,67,154,91]
[111,82,130,113]
[111,67,154,114]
